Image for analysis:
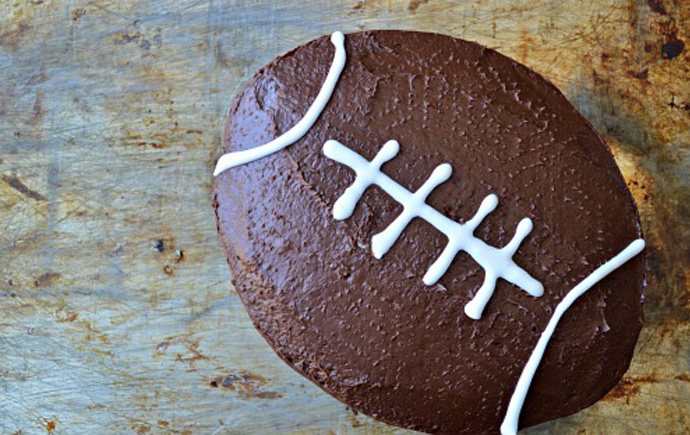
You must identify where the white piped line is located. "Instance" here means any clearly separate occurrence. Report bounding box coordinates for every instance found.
[323,139,544,319]
[213,32,347,176]
[331,140,399,220]
[500,239,646,435]
[371,163,452,259]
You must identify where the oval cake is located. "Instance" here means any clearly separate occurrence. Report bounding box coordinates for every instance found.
[212,30,646,434]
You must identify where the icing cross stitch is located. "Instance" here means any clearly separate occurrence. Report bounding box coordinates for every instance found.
[322,139,544,319]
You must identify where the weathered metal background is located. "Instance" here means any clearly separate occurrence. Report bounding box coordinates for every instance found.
[0,0,688,433]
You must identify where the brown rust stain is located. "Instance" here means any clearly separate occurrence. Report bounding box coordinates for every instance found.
[26,72,48,86]
[0,1,53,52]
[0,23,32,52]
[131,423,151,434]
[2,175,47,201]
[602,375,658,403]
[682,268,690,311]
[646,0,667,15]
[148,291,160,309]
[34,272,61,287]
[82,320,110,344]
[55,307,79,323]
[517,29,535,63]
[626,67,649,81]
[45,421,56,433]
[30,90,46,125]
[111,22,162,53]
[350,0,374,11]
[127,135,167,149]
[156,335,209,365]
[88,347,115,358]
[675,373,690,382]
[604,134,654,204]
[407,0,429,12]
[347,410,364,428]
[84,320,101,334]
[208,370,282,399]
[121,120,203,150]
[71,8,86,22]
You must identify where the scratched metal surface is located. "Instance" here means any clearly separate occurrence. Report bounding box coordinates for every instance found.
[0,0,688,433]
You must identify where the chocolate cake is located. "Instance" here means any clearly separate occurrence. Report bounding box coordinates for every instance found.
[212,30,646,434]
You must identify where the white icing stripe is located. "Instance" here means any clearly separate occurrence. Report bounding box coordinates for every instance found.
[213,32,346,177]
[323,140,544,319]
[372,163,452,259]
[500,239,646,435]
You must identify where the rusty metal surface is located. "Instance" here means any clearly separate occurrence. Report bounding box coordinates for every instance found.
[0,0,688,433]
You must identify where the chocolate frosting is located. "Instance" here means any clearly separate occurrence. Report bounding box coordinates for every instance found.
[213,30,645,434]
